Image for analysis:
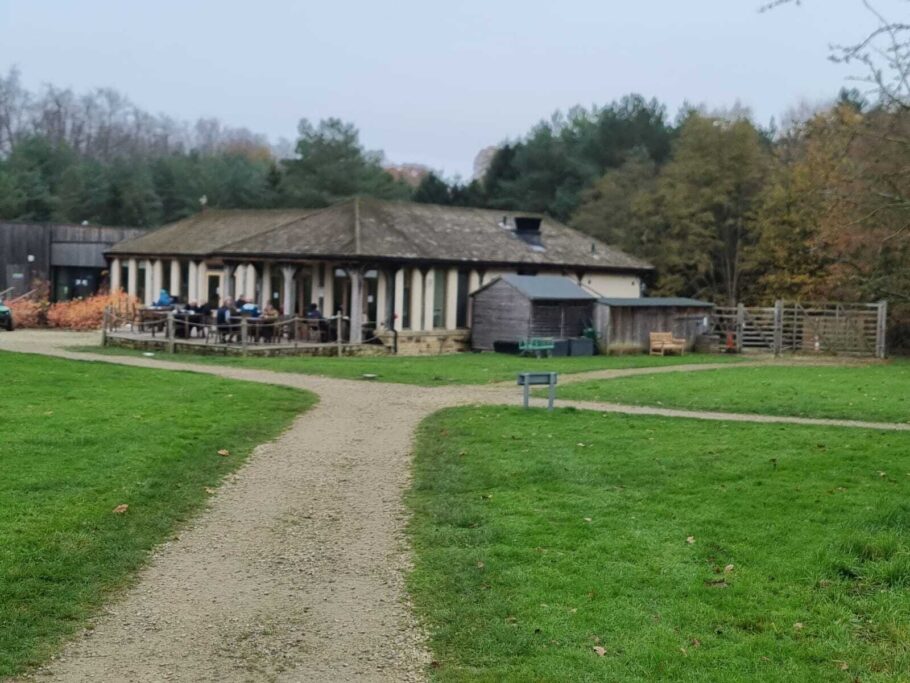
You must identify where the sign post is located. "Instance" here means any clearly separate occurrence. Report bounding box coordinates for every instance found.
[517,372,558,411]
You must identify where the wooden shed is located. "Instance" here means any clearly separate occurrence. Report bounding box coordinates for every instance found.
[595,297,714,353]
[470,275,596,351]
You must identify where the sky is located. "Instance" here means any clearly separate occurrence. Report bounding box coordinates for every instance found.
[0,0,902,178]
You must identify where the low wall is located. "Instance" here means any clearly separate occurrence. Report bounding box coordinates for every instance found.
[105,334,390,357]
[378,330,471,355]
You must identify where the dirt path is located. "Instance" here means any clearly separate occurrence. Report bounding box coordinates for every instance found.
[1,331,903,682]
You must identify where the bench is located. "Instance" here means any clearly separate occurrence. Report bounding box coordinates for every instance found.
[649,331,686,356]
[519,337,556,358]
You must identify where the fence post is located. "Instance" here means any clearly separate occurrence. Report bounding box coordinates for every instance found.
[736,303,745,354]
[773,300,783,356]
[876,300,888,359]
[336,314,343,357]
[166,310,175,354]
[101,306,110,346]
[240,317,248,357]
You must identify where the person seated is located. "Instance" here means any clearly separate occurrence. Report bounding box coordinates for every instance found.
[240,301,261,317]
[262,303,279,319]
[154,289,172,307]
[306,303,323,319]
[216,297,236,342]
[260,303,279,342]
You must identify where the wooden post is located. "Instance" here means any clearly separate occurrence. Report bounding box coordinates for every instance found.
[102,306,110,345]
[773,300,783,356]
[336,314,343,357]
[240,317,248,356]
[736,302,745,354]
[349,267,364,344]
[876,300,888,359]
[166,310,175,354]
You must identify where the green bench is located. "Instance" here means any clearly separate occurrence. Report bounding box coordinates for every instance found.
[519,337,556,357]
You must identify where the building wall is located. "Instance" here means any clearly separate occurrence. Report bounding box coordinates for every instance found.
[470,279,533,350]
[578,272,641,297]
[0,222,145,299]
[594,304,712,352]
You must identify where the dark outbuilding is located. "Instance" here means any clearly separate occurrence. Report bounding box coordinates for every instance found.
[470,274,596,351]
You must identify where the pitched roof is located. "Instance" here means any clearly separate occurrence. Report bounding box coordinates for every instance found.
[599,297,714,307]
[476,274,596,301]
[109,197,653,272]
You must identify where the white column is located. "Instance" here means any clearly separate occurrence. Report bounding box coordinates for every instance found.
[244,263,257,303]
[375,270,388,329]
[310,265,320,306]
[223,264,234,301]
[323,262,335,315]
[152,259,164,299]
[282,265,296,316]
[234,264,245,299]
[110,258,121,292]
[423,268,436,330]
[409,268,424,331]
[445,268,459,330]
[188,261,198,303]
[143,260,153,306]
[393,269,405,332]
[127,258,138,298]
[467,269,481,327]
[169,260,181,298]
[260,262,272,309]
[197,261,208,306]
[349,268,364,343]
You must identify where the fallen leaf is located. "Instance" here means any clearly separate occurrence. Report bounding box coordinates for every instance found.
[592,646,606,657]
[679,647,688,656]
[476,561,485,569]
[690,638,702,648]
[878,471,887,478]
[794,622,804,630]
[583,517,593,523]
[112,504,128,514]
[204,487,216,495]
[576,442,586,447]
[686,536,696,545]
[836,661,849,671]
[704,579,728,588]
[724,564,735,573]
[217,449,230,457]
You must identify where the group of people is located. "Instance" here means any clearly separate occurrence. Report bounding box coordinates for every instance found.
[149,287,328,343]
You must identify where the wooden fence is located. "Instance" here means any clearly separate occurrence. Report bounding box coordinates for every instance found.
[711,301,887,358]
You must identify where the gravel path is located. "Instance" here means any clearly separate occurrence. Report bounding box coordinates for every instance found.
[1,331,902,682]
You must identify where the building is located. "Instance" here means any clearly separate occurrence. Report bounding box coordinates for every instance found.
[470,275,597,351]
[0,222,146,300]
[106,197,652,353]
[595,297,715,353]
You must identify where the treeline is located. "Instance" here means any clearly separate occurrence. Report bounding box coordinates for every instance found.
[0,68,411,227]
[421,91,908,313]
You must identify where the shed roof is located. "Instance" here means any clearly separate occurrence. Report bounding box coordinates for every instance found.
[599,297,714,308]
[109,197,653,272]
[474,274,597,301]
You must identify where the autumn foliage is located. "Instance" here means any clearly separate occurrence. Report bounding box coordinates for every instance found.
[45,290,140,330]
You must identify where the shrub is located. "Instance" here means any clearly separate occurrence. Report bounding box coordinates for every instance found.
[46,290,140,331]
[6,297,46,328]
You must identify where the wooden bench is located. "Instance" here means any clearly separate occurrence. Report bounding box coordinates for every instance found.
[649,331,686,356]
[519,337,556,358]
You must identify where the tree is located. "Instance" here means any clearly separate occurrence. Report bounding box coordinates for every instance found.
[413,172,451,204]
[282,118,410,206]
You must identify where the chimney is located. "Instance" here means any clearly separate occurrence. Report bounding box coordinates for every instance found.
[513,216,543,247]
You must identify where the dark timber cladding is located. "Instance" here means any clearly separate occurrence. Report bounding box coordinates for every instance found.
[470,275,596,350]
[595,297,714,353]
[0,222,145,299]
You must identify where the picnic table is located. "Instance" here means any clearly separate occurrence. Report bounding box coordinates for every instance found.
[519,337,556,358]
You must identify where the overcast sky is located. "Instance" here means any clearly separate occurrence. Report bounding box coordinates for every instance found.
[0,0,900,177]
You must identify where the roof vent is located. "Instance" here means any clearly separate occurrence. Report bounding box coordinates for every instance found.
[514,216,543,248]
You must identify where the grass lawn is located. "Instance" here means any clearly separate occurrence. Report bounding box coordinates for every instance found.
[70,345,741,386]
[0,351,314,677]
[409,406,910,681]
[552,362,910,423]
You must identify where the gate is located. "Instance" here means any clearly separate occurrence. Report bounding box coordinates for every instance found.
[710,301,887,358]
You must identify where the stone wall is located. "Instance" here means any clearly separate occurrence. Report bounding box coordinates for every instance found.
[378,330,471,355]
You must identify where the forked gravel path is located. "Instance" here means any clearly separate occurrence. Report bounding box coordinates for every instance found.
[1,331,903,683]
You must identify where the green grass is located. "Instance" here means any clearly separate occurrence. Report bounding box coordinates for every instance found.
[69,345,741,386]
[552,362,910,423]
[409,406,910,681]
[0,352,314,677]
